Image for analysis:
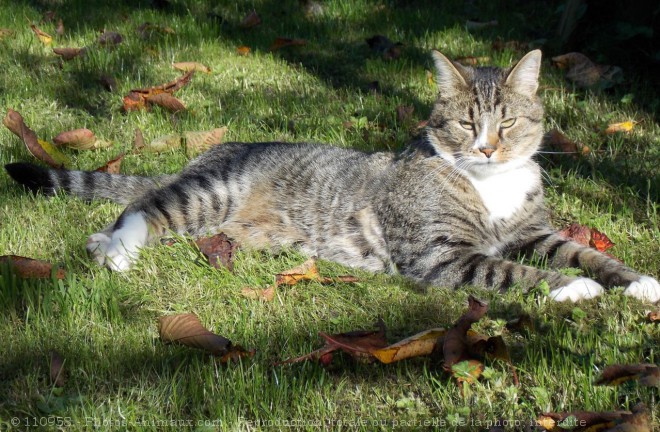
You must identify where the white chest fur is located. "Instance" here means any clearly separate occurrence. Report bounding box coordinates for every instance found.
[467,165,538,222]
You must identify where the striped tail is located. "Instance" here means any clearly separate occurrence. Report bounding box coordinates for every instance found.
[5,162,174,205]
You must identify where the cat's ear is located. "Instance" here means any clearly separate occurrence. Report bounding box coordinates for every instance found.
[505,50,542,96]
[431,50,469,97]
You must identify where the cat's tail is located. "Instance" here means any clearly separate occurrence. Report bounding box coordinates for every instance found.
[5,162,175,205]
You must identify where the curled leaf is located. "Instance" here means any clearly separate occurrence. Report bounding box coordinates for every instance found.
[95,153,125,174]
[595,364,659,387]
[123,71,194,112]
[53,128,97,150]
[605,120,636,135]
[371,328,446,364]
[146,93,187,112]
[158,313,231,356]
[195,232,237,271]
[275,257,320,286]
[53,47,85,60]
[143,133,182,153]
[173,62,211,74]
[184,127,227,155]
[0,255,65,279]
[30,24,52,45]
[3,109,69,168]
[442,296,488,371]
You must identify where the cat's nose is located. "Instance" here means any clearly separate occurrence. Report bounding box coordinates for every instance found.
[479,147,496,158]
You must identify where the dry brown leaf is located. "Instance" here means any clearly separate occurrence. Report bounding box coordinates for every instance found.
[95,153,125,174]
[49,350,66,387]
[3,109,69,168]
[240,285,276,302]
[236,45,251,56]
[194,233,237,271]
[240,10,261,29]
[143,134,181,152]
[146,93,187,112]
[275,257,320,286]
[647,311,659,323]
[159,313,231,356]
[0,255,65,279]
[123,70,194,112]
[365,35,402,60]
[455,56,491,66]
[551,52,622,88]
[505,314,535,334]
[558,223,615,253]
[173,62,211,74]
[595,364,659,387]
[53,128,101,150]
[184,127,228,155]
[30,24,52,45]
[99,74,116,91]
[492,39,529,52]
[269,37,307,51]
[98,31,123,47]
[53,47,85,60]
[537,408,637,431]
[442,296,488,371]
[544,129,589,156]
[134,128,145,150]
[605,121,636,135]
[371,328,446,364]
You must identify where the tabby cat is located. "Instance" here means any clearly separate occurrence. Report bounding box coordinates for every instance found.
[5,50,659,302]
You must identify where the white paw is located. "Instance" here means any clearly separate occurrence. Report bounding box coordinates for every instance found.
[624,276,660,303]
[86,233,111,266]
[549,278,604,302]
[104,242,135,272]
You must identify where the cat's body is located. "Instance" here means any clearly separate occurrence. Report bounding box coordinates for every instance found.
[5,50,659,302]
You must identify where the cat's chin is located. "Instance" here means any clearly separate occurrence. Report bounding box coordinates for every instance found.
[461,158,529,178]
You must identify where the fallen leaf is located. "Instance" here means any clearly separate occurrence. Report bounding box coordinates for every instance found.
[49,350,66,387]
[395,105,414,124]
[455,56,491,66]
[320,275,360,284]
[3,109,69,168]
[595,364,659,387]
[184,127,228,155]
[275,257,320,286]
[442,296,489,371]
[142,133,181,152]
[134,128,145,150]
[220,345,255,363]
[425,70,434,86]
[146,93,187,112]
[647,311,659,323]
[276,320,388,365]
[605,120,636,135]
[173,62,211,74]
[589,229,614,252]
[236,45,251,56]
[558,224,615,253]
[52,47,85,60]
[194,233,237,271]
[365,35,402,60]
[240,10,261,29]
[30,24,52,45]
[159,313,232,357]
[137,22,175,39]
[551,52,622,88]
[505,314,535,334]
[544,129,589,156]
[0,255,65,279]
[371,328,446,364]
[99,74,116,91]
[537,406,649,432]
[95,153,125,174]
[269,37,307,51]
[123,70,194,112]
[466,20,498,30]
[53,128,98,150]
[56,19,64,36]
[98,31,123,47]
[240,285,276,302]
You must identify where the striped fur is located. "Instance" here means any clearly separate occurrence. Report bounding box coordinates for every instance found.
[5,50,659,302]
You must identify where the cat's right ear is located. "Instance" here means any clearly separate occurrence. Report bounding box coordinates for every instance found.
[431,50,469,98]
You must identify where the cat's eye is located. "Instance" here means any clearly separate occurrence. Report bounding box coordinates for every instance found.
[459,121,474,130]
[500,118,516,129]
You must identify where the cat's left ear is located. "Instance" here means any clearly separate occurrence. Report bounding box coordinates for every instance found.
[505,50,542,96]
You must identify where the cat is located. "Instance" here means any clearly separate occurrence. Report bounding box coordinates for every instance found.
[5,50,659,303]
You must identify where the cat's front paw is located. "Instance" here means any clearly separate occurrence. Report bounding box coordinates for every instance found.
[549,278,604,302]
[624,276,660,303]
[86,233,111,266]
[103,241,136,272]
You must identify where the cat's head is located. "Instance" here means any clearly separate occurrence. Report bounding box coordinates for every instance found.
[426,50,543,176]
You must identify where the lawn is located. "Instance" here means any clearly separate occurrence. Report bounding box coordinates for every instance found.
[0,0,658,431]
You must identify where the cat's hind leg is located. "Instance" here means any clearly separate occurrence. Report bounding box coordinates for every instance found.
[88,212,150,272]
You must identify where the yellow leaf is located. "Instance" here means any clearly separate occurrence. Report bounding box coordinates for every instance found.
[236,45,251,56]
[605,120,636,134]
[172,62,211,74]
[371,328,446,364]
[37,139,70,167]
[30,24,52,45]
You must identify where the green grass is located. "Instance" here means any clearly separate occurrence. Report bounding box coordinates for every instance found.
[0,1,658,431]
